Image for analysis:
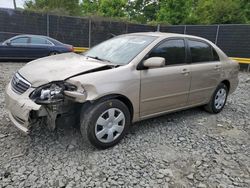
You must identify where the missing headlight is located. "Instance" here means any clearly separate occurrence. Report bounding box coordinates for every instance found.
[30,82,77,104]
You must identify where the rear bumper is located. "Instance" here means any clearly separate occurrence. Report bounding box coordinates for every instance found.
[228,73,239,94]
[5,83,41,134]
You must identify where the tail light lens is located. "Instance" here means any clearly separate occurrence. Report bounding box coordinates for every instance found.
[67,45,74,52]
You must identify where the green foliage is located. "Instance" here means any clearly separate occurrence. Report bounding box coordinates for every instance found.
[240,0,250,23]
[156,0,191,24]
[99,0,127,17]
[24,0,250,24]
[81,0,127,18]
[195,0,247,24]
[24,0,82,16]
[126,0,159,23]
[81,0,99,15]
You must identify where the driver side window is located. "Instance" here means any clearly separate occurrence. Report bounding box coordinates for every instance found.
[148,39,186,65]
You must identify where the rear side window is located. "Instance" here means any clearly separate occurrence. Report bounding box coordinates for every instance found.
[31,37,51,45]
[188,40,215,63]
[11,37,29,44]
[149,39,186,65]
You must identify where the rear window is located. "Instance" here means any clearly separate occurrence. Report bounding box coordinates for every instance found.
[188,40,215,63]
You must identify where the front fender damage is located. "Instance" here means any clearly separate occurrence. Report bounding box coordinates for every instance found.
[35,80,88,131]
[36,99,82,131]
[29,66,110,131]
[64,80,87,103]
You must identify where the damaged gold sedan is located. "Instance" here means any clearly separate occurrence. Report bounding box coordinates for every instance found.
[5,32,239,149]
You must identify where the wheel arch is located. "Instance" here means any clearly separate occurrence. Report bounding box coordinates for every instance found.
[221,80,230,91]
[48,50,59,56]
[82,94,134,121]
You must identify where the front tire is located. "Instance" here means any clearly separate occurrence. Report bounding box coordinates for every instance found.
[80,99,131,149]
[204,83,228,113]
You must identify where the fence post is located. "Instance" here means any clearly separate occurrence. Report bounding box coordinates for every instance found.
[46,14,49,36]
[157,24,160,32]
[126,23,128,33]
[88,19,91,48]
[215,25,220,45]
[184,25,187,34]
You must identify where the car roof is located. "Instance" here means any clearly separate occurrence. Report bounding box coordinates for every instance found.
[126,32,209,41]
[15,32,206,41]
[10,34,64,45]
[13,34,50,39]
[126,32,229,60]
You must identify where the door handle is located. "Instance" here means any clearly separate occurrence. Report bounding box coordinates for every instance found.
[181,68,190,75]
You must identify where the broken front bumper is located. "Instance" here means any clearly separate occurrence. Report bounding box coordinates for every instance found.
[5,83,41,134]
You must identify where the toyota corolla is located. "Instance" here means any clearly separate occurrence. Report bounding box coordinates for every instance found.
[5,32,239,149]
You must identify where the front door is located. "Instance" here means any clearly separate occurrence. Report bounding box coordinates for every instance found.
[140,39,191,118]
[1,36,30,59]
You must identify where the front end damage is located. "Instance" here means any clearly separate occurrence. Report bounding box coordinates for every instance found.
[32,99,82,131]
[5,72,87,134]
[5,83,40,133]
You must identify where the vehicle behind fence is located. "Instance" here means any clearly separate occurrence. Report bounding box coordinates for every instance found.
[0,8,250,67]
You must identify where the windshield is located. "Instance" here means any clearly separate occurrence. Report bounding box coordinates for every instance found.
[84,35,157,65]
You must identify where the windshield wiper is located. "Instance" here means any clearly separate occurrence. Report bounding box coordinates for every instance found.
[86,55,112,64]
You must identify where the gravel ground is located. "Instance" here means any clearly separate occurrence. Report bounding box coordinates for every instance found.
[0,62,249,188]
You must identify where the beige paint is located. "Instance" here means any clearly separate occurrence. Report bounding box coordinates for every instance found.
[140,64,191,117]
[18,52,108,87]
[143,57,165,68]
[5,32,239,133]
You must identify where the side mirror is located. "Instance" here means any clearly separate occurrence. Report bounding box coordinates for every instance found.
[143,57,165,68]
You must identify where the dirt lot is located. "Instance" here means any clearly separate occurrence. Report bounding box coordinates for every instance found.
[0,62,249,188]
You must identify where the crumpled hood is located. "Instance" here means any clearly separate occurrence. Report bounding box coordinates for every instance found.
[19,53,107,87]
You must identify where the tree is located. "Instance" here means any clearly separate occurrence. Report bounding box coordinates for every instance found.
[24,0,82,16]
[24,0,249,24]
[156,0,192,24]
[99,0,127,17]
[81,0,99,15]
[126,0,159,23]
[81,0,127,18]
[239,0,250,23]
[195,0,247,24]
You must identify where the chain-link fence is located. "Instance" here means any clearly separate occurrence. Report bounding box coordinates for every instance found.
[0,8,250,58]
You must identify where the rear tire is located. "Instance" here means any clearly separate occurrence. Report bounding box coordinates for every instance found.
[204,83,228,114]
[80,99,131,149]
[49,52,58,56]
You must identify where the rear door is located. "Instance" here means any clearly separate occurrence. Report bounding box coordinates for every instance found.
[187,39,221,105]
[29,36,52,58]
[140,38,191,117]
